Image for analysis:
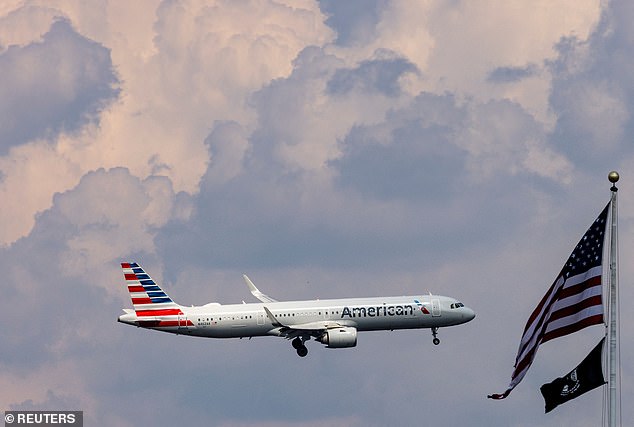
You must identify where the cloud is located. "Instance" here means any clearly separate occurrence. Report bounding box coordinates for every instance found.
[0,166,193,422]
[344,0,601,125]
[0,1,334,245]
[159,56,569,282]
[0,18,119,154]
[204,121,250,187]
[0,168,179,364]
[319,0,385,46]
[548,5,634,172]
[332,92,468,201]
[487,64,539,84]
[327,50,418,97]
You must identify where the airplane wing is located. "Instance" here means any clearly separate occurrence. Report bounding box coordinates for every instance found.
[243,274,278,303]
[263,306,342,339]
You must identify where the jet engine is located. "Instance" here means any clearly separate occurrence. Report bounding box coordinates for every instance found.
[318,327,358,348]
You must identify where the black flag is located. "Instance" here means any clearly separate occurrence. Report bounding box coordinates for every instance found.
[540,338,606,413]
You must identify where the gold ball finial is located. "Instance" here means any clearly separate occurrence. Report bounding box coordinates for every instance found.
[608,171,620,184]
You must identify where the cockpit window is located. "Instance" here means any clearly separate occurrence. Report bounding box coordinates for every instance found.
[450,302,465,309]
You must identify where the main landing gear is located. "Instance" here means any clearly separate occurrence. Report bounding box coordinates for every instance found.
[292,337,309,357]
[431,327,440,345]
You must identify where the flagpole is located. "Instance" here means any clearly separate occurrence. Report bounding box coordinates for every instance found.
[607,171,619,427]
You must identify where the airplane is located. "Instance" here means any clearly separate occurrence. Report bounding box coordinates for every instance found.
[118,262,475,357]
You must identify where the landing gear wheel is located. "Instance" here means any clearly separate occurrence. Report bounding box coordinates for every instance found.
[296,346,308,357]
[431,327,440,345]
[292,338,302,349]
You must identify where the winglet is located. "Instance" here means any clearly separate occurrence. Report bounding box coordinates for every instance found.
[243,274,278,303]
[263,306,284,327]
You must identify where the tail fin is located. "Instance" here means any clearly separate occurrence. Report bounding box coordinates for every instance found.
[121,262,183,316]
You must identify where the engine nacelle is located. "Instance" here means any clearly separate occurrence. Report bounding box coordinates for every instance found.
[318,327,358,348]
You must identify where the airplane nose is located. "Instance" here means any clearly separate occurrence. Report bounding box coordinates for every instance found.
[463,307,476,322]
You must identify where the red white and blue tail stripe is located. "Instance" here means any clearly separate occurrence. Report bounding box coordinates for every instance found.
[121,262,192,327]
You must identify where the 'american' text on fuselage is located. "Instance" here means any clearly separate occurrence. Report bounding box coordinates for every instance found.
[341,304,414,318]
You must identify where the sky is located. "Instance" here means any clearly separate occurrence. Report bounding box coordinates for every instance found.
[0,1,632,426]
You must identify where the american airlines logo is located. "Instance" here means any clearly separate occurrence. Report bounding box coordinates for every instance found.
[341,303,415,318]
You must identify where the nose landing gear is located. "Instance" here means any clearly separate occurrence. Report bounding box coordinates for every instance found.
[292,337,309,357]
[431,327,440,345]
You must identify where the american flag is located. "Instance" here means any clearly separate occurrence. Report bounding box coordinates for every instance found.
[489,202,609,400]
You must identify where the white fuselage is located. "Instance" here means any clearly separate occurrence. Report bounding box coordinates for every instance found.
[119,263,475,356]
[119,294,475,339]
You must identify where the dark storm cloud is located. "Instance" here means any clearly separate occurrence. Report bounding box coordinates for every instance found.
[157,51,427,272]
[548,2,634,173]
[331,93,467,201]
[327,52,418,97]
[0,168,169,369]
[319,0,387,46]
[158,85,548,277]
[0,236,103,369]
[156,37,564,277]
[0,18,119,154]
[331,92,553,213]
[487,64,538,83]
